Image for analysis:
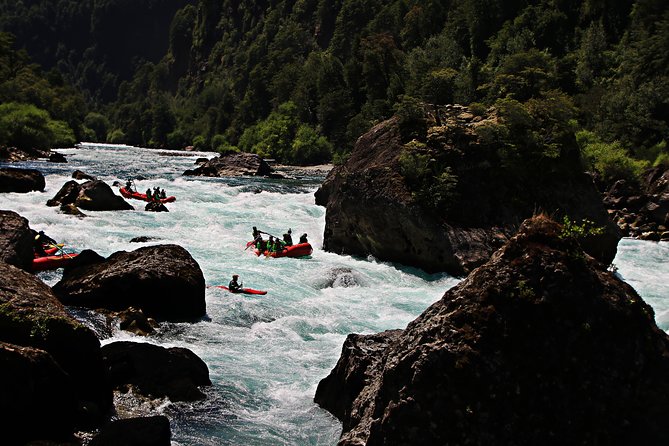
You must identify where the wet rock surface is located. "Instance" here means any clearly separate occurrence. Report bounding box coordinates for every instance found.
[0,166,45,192]
[183,152,272,177]
[316,215,669,446]
[0,210,35,270]
[47,179,133,211]
[102,341,211,402]
[53,244,206,322]
[316,105,619,275]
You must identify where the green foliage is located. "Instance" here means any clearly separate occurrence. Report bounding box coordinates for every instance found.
[0,102,74,150]
[559,216,605,241]
[84,112,109,142]
[107,128,127,144]
[291,125,333,165]
[399,140,458,211]
[576,130,649,182]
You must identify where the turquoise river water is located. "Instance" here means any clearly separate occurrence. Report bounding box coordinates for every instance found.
[1,143,667,445]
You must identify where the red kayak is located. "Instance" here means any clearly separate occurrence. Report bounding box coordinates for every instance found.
[214,285,267,295]
[32,253,79,271]
[119,187,176,203]
[249,242,313,258]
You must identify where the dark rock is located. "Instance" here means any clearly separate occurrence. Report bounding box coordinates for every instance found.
[63,248,106,271]
[48,180,133,211]
[49,151,67,163]
[316,215,669,446]
[145,201,169,212]
[316,106,619,275]
[117,307,158,336]
[0,167,45,192]
[0,146,49,161]
[72,169,96,181]
[183,152,272,177]
[102,341,211,401]
[47,180,81,206]
[661,231,669,241]
[195,157,209,164]
[130,236,159,243]
[60,203,87,217]
[0,210,34,270]
[53,244,206,322]
[89,416,171,446]
[315,330,401,424]
[639,231,661,241]
[0,262,113,429]
[76,180,134,211]
[0,341,77,444]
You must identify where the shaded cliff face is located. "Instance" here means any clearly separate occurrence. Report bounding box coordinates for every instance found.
[315,215,669,445]
[316,105,620,275]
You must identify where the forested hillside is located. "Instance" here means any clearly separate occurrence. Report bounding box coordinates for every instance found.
[1,0,668,172]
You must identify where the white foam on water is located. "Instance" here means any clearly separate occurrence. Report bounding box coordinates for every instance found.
[3,143,667,444]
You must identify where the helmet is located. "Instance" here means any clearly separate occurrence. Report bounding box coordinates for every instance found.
[233,274,239,278]
[288,228,292,234]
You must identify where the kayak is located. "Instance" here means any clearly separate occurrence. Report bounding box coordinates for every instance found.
[32,253,79,271]
[214,285,267,295]
[247,241,313,258]
[119,187,176,203]
[252,242,313,258]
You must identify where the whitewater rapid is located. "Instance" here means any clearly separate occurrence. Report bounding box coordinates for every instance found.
[1,143,667,445]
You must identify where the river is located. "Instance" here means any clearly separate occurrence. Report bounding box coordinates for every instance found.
[1,143,667,445]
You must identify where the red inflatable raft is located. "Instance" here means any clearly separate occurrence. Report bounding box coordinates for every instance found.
[119,187,176,203]
[32,253,79,271]
[249,242,313,258]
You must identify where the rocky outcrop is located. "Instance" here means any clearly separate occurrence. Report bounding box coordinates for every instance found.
[0,210,35,270]
[145,201,169,212]
[0,146,49,161]
[47,179,134,211]
[0,341,78,444]
[53,244,206,322]
[49,151,67,163]
[0,262,113,432]
[72,169,97,181]
[604,166,669,240]
[183,152,272,177]
[315,105,619,275]
[102,341,211,401]
[89,416,171,446]
[0,167,45,192]
[315,215,669,445]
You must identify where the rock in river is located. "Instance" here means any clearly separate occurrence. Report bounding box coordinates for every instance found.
[53,244,206,322]
[315,215,669,446]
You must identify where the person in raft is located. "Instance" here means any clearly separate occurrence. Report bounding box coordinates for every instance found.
[229,274,243,292]
[146,188,153,200]
[299,233,308,244]
[160,188,167,199]
[33,230,58,256]
[252,226,260,239]
[125,179,134,193]
[283,228,293,246]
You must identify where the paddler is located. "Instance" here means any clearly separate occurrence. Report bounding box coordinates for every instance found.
[283,228,293,246]
[229,274,243,292]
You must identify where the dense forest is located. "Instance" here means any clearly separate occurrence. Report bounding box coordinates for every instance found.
[0,0,668,176]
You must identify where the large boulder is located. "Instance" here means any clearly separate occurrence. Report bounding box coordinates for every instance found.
[72,169,97,181]
[53,244,206,322]
[47,179,133,211]
[102,341,211,401]
[0,341,78,444]
[0,262,113,430]
[183,152,272,177]
[315,215,669,445]
[315,105,619,275]
[0,210,35,270]
[0,167,45,192]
